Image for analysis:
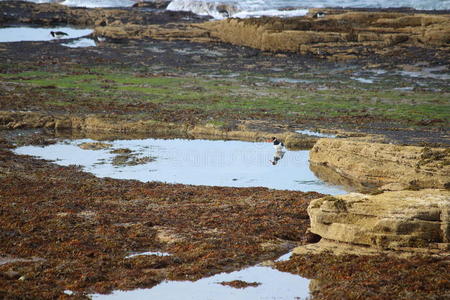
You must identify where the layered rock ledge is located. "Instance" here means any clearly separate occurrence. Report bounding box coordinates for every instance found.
[310,138,450,190]
[94,9,450,61]
[296,190,450,256]
[301,138,450,256]
[199,10,450,60]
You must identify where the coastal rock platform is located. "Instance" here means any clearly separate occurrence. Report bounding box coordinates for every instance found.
[199,9,450,60]
[299,138,450,256]
[310,138,450,190]
[294,189,450,255]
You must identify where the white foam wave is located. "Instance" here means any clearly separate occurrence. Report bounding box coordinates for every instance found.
[233,8,309,18]
[2,0,450,14]
[167,0,239,19]
[167,0,308,19]
[167,0,450,19]
[60,0,135,8]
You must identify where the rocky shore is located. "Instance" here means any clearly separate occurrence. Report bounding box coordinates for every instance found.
[1,2,449,62]
[310,138,450,190]
[0,1,449,299]
[200,9,450,61]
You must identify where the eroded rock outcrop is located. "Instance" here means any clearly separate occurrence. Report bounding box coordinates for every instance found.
[302,190,450,255]
[199,10,450,60]
[95,10,450,60]
[303,138,450,256]
[310,138,450,190]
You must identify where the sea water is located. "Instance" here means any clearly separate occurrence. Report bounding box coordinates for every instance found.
[4,0,450,18]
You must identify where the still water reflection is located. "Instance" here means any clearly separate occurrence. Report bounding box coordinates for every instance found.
[15,138,347,195]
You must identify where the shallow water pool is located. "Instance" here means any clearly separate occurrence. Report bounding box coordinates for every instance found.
[91,263,310,300]
[296,129,337,138]
[0,26,93,43]
[15,138,327,299]
[15,137,347,195]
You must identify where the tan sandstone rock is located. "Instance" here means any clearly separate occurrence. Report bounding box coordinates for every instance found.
[307,190,450,252]
[197,10,450,59]
[309,138,450,189]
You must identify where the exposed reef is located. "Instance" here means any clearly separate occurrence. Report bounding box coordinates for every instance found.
[1,1,449,298]
[94,9,450,61]
[0,111,319,149]
[199,9,450,60]
[300,138,450,256]
[300,190,449,255]
[310,138,450,190]
[0,1,205,27]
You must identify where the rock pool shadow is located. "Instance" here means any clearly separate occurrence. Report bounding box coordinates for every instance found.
[309,162,377,193]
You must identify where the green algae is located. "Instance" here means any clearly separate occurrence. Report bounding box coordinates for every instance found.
[1,66,449,125]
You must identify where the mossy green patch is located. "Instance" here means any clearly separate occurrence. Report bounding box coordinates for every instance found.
[1,67,448,125]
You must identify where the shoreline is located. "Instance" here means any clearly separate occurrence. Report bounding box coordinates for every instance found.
[0,1,449,299]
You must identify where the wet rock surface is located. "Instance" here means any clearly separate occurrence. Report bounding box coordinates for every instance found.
[1,2,449,65]
[0,3,448,146]
[78,141,112,150]
[0,1,207,27]
[219,280,261,289]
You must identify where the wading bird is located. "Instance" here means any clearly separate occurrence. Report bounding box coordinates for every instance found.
[268,137,285,152]
[50,31,68,38]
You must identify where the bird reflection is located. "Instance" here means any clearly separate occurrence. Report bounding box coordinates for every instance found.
[270,150,285,165]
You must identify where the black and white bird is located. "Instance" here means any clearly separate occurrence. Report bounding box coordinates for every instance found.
[50,31,69,38]
[312,11,326,18]
[269,136,285,151]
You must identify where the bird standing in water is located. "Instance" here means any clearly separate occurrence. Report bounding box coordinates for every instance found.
[50,31,68,38]
[312,11,326,18]
[267,137,285,165]
[269,136,284,151]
